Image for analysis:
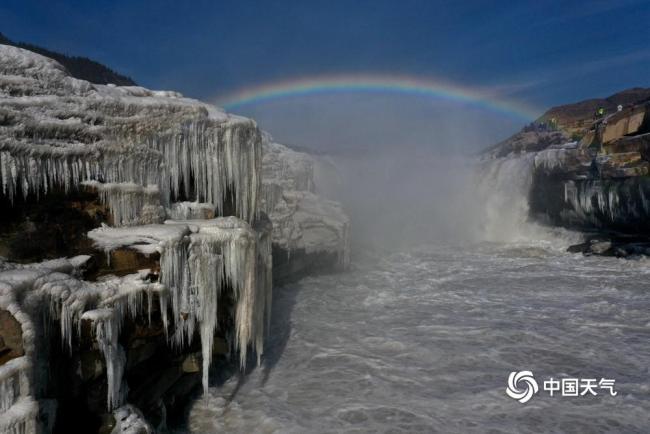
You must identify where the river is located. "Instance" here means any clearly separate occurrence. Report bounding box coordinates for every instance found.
[184,240,650,433]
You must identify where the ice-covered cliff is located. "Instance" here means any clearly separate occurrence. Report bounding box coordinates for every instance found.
[260,140,350,281]
[0,44,273,433]
[0,44,261,223]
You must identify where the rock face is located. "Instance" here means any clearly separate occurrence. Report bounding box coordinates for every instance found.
[483,124,570,158]
[484,88,650,245]
[260,140,350,283]
[537,87,650,136]
[0,44,274,433]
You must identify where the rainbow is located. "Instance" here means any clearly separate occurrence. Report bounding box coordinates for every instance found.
[215,74,540,121]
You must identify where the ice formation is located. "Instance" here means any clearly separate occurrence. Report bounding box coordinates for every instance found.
[168,201,216,220]
[0,44,261,223]
[0,257,85,432]
[261,140,350,267]
[82,181,164,226]
[0,397,38,434]
[0,256,171,421]
[110,404,153,434]
[0,45,274,420]
[533,142,582,172]
[88,218,273,393]
[0,44,351,431]
[261,140,315,212]
[562,179,650,225]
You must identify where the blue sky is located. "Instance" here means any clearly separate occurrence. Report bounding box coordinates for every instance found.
[2,0,649,151]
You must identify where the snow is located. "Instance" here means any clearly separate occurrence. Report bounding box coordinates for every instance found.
[270,191,350,266]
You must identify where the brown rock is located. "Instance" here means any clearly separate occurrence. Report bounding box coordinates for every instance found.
[602,105,647,144]
[181,353,201,373]
[106,248,160,277]
[0,309,24,365]
[578,130,596,149]
[540,87,650,133]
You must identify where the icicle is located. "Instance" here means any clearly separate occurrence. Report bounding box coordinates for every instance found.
[188,237,224,392]
[168,201,215,220]
[81,181,163,227]
[156,218,271,393]
[0,397,39,434]
[0,357,31,413]
[82,308,126,411]
[0,120,262,224]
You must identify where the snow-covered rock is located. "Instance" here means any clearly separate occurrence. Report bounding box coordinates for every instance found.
[89,217,272,391]
[261,140,350,274]
[0,43,350,432]
[0,44,261,223]
[0,44,272,431]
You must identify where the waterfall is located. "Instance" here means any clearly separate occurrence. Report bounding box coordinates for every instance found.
[474,154,581,246]
[476,154,536,242]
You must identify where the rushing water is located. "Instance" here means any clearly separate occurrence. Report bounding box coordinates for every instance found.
[185,241,650,433]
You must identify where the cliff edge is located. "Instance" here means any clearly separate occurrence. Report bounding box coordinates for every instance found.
[483,87,650,255]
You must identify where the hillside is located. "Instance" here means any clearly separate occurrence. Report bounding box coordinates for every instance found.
[0,32,136,86]
[485,87,650,158]
[537,87,650,135]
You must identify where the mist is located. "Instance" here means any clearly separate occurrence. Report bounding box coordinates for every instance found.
[234,93,528,250]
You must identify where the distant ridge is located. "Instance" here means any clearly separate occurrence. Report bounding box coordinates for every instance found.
[0,32,136,86]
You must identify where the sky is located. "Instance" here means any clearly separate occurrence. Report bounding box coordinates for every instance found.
[2,0,650,152]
